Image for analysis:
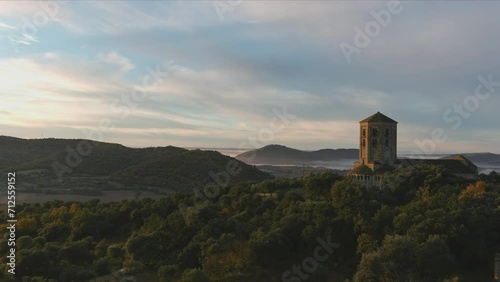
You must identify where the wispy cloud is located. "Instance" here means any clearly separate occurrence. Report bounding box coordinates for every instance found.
[97,52,135,73]
[0,21,15,29]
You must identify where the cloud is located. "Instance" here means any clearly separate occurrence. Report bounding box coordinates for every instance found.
[9,38,33,46]
[0,56,124,96]
[51,1,217,35]
[21,33,38,42]
[0,21,15,29]
[0,53,135,131]
[15,33,39,46]
[0,2,499,153]
[97,52,135,73]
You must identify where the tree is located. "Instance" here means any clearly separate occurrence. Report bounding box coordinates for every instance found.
[76,269,97,281]
[250,229,292,268]
[304,172,342,200]
[158,265,179,282]
[140,213,165,234]
[17,217,38,237]
[458,181,486,201]
[33,236,46,248]
[125,233,161,266]
[69,209,99,240]
[123,260,144,275]
[356,233,378,255]
[331,179,381,233]
[17,236,34,250]
[93,258,112,276]
[17,250,51,277]
[354,235,418,282]
[181,268,210,282]
[59,240,95,265]
[416,235,455,281]
[354,234,457,282]
[384,164,449,204]
[40,220,71,242]
[202,240,255,280]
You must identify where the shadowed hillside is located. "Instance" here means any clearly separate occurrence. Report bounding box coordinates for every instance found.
[0,136,272,191]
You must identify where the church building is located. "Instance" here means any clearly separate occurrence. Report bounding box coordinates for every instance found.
[348,112,478,187]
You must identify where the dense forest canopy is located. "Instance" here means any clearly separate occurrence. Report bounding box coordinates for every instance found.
[1,165,500,281]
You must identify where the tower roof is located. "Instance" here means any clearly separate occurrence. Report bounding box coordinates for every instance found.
[360,112,397,123]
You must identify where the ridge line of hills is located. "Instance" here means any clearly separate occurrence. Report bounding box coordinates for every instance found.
[235,144,358,165]
[1,136,499,195]
[0,136,272,192]
[234,144,500,169]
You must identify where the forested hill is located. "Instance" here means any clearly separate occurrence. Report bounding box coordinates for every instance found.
[2,165,499,281]
[0,136,272,190]
[235,144,358,165]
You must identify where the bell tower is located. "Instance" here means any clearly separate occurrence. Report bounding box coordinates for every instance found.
[355,112,397,171]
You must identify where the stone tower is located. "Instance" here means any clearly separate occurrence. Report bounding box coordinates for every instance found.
[354,112,397,171]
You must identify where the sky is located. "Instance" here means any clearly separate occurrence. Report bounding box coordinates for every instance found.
[0,1,499,153]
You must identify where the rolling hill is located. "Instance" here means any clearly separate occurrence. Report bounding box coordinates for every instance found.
[0,136,272,191]
[235,145,500,173]
[235,144,358,165]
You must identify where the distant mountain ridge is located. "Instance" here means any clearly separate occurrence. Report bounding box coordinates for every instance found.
[0,136,272,190]
[235,145,500,171]
[235,144,359,165]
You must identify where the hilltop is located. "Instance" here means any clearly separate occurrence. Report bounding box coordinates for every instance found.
[0,136,272,193]
[234,144,500,173]
[235,144,358,165]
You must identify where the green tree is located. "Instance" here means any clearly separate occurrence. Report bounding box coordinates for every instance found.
[93,258,112,276]
[40,220,71,242]
[17,236,34,250]
[76,269,97,281]
[125,233,161,266]
[416,235,455,281]
[304,172,342,200]
[17,250,51,277]
[69,209,99,240]
[59,240,95,265]
[158,265,179,282]
[181,268,210,282]
[354,235,418,282]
